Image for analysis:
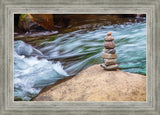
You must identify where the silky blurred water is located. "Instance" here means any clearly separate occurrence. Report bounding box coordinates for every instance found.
[14,21,146,101]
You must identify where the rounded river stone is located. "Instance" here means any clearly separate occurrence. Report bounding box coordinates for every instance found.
[103,59,117,65]
[103,48,116,54]
[107,31,112,36]
[104,42,115,49]
[104,36,114,41]
[101,52,117,59]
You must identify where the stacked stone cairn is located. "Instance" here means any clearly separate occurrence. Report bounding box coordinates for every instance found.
[100,32,118,70]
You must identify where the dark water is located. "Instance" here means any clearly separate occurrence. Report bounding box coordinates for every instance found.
[14,21,146,101]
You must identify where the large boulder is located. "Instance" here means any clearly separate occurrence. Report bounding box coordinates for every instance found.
[30,14,54,30]
[18,14,54,32]
[31,64,146,101]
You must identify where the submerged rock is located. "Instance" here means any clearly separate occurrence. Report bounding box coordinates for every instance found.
[31,64,146,101]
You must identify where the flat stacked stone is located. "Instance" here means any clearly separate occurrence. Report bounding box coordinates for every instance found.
[100,32,118,70]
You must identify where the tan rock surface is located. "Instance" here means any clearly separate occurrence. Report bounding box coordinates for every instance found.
[31,64,146,101]
[101,52,118,59]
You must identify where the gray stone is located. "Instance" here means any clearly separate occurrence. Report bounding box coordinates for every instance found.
[103,48,116,54]
[100,63,119,70]
[104,59,117,65]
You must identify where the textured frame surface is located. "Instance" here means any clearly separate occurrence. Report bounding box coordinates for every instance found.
[0,0,160,115]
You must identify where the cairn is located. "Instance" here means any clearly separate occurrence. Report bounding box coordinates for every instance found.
[100,32,118,70]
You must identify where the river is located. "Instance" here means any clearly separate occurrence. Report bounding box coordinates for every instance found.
[14,19,146,101]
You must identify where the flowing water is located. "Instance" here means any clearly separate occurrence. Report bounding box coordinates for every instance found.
[14,20,146,101]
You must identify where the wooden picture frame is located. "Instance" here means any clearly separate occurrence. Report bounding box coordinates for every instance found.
[0,0,160,115]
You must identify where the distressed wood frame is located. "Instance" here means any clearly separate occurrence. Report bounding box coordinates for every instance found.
[0,0,160,115]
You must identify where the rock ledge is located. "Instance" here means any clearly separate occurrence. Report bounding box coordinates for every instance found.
[31,64,146,101]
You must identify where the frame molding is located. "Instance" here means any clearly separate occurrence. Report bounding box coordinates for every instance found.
[0,0,160,115]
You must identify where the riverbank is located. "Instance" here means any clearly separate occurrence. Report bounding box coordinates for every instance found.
[14,14,146,34]
[31,64,146,101]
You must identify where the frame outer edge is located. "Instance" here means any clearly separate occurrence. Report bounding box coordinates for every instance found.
[155,0,160,114]
[9,6,152,111]
[1,0,160,115]
[0,0,5,115]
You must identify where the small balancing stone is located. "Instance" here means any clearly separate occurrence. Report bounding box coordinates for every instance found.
[101,63,118,70]
[104,36,114,41]
[104,42,115,49]
[100,31,118,70]
[101,52,117,59]
[103,59,117,66]
[103,48,116,54]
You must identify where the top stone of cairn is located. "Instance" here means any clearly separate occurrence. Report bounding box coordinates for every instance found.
[107,31,112,36]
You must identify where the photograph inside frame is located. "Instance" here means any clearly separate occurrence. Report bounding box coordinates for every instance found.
[14,14,146,101]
